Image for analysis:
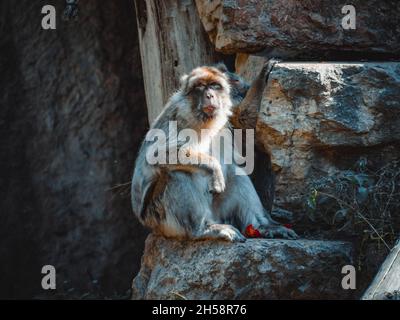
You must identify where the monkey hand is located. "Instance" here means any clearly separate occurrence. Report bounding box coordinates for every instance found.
[267,57,281,69]
[260,58,281,82]
[209,172,226,194]
[220,225,247,242]
[261,224,299,240]
[201,224,246,242]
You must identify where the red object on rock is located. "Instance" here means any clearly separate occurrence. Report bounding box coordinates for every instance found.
[284,224,293,229]
[245,224,262,238]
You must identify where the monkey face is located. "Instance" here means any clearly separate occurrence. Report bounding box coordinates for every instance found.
[181,67,232,123]
[226,71,250,103]
[193,82,225,119]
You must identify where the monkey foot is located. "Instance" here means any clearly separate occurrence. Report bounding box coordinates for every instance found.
[263,225,299,240]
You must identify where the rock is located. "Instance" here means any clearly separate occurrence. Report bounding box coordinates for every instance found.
[237,56,400,211]
[0,0,148,298]
[132,234,353,299]
[195,0,400,58]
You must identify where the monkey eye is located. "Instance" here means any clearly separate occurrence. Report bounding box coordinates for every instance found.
[209,83,222,90]
[195,84,205,91]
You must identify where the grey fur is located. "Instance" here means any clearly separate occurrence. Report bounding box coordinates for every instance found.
[131,62,298,242]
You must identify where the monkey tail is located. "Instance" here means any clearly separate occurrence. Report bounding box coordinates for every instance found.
[139,169,169,222]
[139,177,157,221]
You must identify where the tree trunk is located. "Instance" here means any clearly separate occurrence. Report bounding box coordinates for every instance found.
[134,0,221,123]
[362,239,400,300]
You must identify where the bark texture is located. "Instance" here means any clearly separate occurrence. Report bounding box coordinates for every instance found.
[135,0,223,123]
[362,239,400,300]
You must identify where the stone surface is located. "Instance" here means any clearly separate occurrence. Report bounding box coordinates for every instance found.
[132,234,353,299]
[236,56,400,212]
[0,0,148,298]
[195,0,400,58]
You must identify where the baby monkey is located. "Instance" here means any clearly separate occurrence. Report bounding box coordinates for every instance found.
[131,61,298,241]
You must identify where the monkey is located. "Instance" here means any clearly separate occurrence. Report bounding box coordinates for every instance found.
[131,62,298,242]
[133,61,272,216]
[131,66,233,232]
[214,61,276,214]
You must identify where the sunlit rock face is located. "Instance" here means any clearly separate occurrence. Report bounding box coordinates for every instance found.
[237,56,400,213]
[195,0,400,59]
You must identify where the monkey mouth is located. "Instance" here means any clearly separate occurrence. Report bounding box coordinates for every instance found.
[202,105,217,117]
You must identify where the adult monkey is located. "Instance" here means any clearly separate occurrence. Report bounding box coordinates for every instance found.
[131,61,297,241]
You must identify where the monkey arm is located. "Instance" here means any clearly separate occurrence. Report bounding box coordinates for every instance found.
[157,146,225,193]
[135,144,225,220]
[231,59,278,129]
[137,145,225,219]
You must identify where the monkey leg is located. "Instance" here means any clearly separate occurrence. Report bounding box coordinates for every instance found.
[215,168,298,240]
[214,170,269,231]
[152,171,244,242]
[158,146,226,193]
[257,224,298,240]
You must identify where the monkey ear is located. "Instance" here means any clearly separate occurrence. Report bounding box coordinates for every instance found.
[214,62,228,73]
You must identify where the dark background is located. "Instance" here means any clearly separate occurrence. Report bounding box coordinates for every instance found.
[0,0,149,299]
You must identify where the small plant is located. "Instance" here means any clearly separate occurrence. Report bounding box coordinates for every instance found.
[306,158,400,250]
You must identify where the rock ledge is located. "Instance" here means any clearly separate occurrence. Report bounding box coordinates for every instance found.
[132,234,353,299]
